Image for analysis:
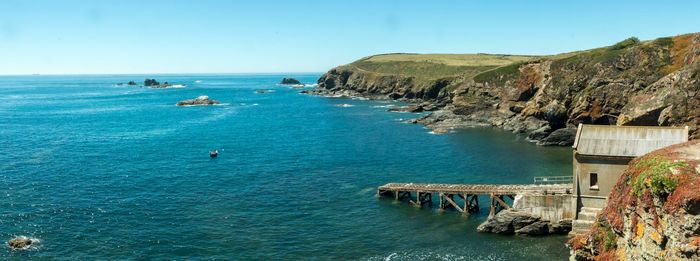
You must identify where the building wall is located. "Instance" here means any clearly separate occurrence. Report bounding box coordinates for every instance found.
[573,154,631,197]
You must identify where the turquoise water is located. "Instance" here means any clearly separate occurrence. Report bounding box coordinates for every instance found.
[0,74,572,260]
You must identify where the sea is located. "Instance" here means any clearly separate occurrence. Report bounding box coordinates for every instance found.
[0,74,572,260]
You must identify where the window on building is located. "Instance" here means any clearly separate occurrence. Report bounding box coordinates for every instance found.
[590,173,599,190]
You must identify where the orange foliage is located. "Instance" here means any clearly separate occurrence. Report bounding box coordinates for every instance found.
[666,34,699,73]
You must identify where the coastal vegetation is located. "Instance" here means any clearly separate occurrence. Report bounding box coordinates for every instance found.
[569,140,700,260]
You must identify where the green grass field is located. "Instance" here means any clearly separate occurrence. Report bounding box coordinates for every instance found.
[347,53,539,80]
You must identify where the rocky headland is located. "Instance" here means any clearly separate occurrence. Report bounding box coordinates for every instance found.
[568,140,700,260]
[176,95,220,106]
[311,33,700,145]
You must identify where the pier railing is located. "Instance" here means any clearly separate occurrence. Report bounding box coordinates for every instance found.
[533,176,573,185]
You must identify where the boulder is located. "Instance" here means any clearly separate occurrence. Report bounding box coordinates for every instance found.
[388,105,424,113]
[176,95,221,106]
[477,210,565,236]
[7,236,34,250]
[537,127,577,146]
[527,125,552,141]
[280,78,301,85]
[549,219,572,234]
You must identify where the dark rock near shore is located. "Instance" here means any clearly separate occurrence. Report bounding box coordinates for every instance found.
[280,78,301,85]
[127,81,137,86]
[176,95,220,106]
[7,236,35,250]
[477,210,571,236]
[537,127,577,146]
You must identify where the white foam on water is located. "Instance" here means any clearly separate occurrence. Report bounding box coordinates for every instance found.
[335,104,354,107]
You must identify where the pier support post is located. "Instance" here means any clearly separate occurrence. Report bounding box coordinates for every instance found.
[489,192,496,218]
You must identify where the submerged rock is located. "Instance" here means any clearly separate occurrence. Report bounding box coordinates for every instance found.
[255,89,274,94]
[176,96,220,106]
[7,236,35,250]
[388,105,424,113]
[280,78,301,85]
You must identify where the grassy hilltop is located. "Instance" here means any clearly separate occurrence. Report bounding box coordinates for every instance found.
[348,53,538,80]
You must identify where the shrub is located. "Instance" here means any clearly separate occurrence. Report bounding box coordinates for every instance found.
[630,156,687,196]
[609,37,640,50]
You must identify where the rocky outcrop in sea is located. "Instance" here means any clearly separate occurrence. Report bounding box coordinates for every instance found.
[280,78,301,85]
[7,236,38,250]
[176,95,220,106]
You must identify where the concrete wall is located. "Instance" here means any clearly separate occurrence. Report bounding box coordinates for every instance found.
[513,193,573,222]
[573,154,631,197]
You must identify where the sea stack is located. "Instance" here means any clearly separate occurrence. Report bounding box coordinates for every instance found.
[280,78,301,85]
[176,96,221,106]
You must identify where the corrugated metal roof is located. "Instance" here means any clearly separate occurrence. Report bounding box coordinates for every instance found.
[573,124,689,157]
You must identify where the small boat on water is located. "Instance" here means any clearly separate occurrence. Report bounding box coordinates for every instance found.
[209,150,219,158]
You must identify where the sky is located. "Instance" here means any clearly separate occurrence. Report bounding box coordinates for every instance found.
[0,0,699,75]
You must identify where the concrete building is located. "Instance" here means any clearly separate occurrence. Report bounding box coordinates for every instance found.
[570,124,689,233]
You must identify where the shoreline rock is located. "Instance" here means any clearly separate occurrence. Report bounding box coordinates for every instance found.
[477,210,572,236]
[176,95,220,106]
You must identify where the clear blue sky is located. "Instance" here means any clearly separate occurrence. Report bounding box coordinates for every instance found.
[1,0,698,75]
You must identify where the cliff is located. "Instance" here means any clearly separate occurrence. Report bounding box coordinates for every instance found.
[568,140,700,260]
[313,33,700,145]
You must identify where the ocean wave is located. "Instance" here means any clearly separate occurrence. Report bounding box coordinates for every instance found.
[371,105,395,108]
[335,103,354,107]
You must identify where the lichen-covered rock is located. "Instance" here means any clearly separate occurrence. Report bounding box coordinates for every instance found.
[568,140,700,260]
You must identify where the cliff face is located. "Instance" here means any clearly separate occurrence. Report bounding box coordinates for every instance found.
[313,34,700,145]
[569,140,700,260]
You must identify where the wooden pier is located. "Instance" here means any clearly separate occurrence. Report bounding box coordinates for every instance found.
[377,183,572,218]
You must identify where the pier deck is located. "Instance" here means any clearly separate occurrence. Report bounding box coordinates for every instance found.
[377,182,572,218]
